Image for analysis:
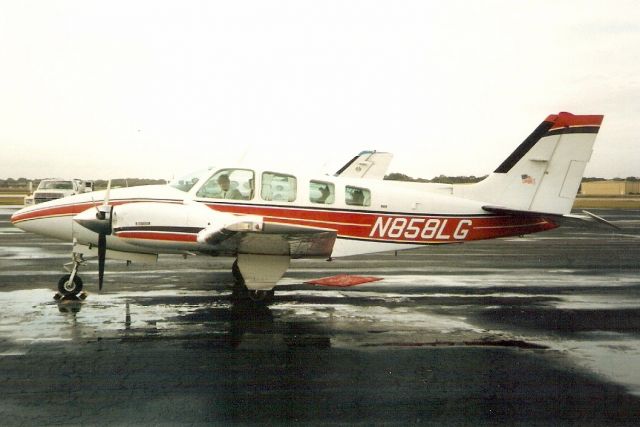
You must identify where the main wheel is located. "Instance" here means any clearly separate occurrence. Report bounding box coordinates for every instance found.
[248,289,275,302]
[57,274,83,296]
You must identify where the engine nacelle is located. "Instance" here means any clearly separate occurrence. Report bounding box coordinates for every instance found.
[106,202,262,252]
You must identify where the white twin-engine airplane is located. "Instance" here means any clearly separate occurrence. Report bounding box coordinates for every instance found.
[11,112,610,301]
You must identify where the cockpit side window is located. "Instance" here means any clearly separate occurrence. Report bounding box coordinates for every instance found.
[345,186,371,207]
[261,172,297,202]
[310,180,335,204]
[196,169,255,200]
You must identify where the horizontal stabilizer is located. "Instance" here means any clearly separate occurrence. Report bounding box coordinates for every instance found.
[482,205,619,230]
[305,274,383,287]
[578,210,621,230]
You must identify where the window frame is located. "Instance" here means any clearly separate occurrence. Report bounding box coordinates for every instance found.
[309,180,335,205]
[261,171,298,203]
[345,185,371,207]
[195,168,255,200]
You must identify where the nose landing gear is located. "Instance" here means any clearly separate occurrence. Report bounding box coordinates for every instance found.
[57,252,85,297]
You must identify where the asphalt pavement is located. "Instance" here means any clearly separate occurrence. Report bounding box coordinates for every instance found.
[0,207,639,425]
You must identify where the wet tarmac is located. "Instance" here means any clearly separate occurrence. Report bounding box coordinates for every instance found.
[1,207,639,425]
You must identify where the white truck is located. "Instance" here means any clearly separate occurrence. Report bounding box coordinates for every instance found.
[24,179,94,205]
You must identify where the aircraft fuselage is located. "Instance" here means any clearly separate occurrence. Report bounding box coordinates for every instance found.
[11,169,556,259]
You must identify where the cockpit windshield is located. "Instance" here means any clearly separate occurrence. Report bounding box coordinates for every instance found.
[38,181,73,190]
[168,167,212,192]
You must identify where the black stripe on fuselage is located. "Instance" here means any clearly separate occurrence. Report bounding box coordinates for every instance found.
[113,226,203,234]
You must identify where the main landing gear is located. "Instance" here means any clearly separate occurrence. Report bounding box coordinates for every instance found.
[231,260,275,303]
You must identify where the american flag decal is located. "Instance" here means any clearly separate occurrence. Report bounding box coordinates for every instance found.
[521,174,535,185]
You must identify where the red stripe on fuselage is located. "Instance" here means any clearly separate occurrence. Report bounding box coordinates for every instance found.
[10,199,182,224]
[115,231,198,242]
[12,198,558,245]
[10,201,96,224]
[203,202,557,243]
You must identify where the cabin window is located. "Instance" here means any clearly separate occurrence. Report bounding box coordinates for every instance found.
[309,180,335,204]
[345,185,370,207]
[261,172,297,202]
[196,169,255,200]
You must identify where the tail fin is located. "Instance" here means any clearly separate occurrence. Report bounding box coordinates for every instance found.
[454,112,604,215]
[334,150,394,179]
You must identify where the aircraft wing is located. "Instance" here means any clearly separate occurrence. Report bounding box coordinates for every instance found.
[106,202,337,259]
[334,150,393,179]
[198,219,337,258]
[481,205,619,230]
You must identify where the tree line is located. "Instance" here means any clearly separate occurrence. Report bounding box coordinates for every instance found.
[384,174,639,184]
[0,178,166,189]
[0,175,638,189]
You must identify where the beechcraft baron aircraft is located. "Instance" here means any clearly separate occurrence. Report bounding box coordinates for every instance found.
[11,112,613,301]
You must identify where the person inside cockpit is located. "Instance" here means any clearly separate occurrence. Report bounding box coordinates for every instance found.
[318,185,330,203]
[217,174,243,199]
[351,189,364,206]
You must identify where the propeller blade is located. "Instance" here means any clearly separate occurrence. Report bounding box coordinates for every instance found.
[98,232,106,290]
[91,195,99,213]
[104,179,111,206]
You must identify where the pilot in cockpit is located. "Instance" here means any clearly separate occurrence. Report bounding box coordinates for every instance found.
[217,174,243,199]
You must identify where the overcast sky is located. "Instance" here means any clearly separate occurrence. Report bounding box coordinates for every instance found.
[1,1,638,180]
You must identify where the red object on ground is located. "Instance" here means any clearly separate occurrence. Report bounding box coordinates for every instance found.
[305,274,383,287]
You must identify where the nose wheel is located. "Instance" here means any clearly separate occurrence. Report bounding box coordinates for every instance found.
[57,252,85,297]
[57,274,83,296]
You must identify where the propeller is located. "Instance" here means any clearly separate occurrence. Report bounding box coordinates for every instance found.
[98,232,107,289]
[96,180,112,290]
[74,180,113,290]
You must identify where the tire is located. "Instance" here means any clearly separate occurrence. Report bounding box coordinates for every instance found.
[57,274,83,296]
[248,289,275,302]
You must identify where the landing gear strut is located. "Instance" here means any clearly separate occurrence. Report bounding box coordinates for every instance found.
[231,260,275,302]
[58,252,85,297]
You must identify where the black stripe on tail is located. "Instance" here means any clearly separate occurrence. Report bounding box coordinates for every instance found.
[494,120,554,173]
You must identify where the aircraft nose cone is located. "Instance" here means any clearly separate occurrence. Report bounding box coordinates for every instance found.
[10,206,32,231]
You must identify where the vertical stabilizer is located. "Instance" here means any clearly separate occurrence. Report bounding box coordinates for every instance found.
[335,151,394,179]
[454,112,604,215]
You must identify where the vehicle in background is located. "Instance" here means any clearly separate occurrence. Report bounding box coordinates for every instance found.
[24,179,94,205]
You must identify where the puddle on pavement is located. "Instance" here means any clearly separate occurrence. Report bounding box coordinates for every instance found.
[0,287,501,351]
